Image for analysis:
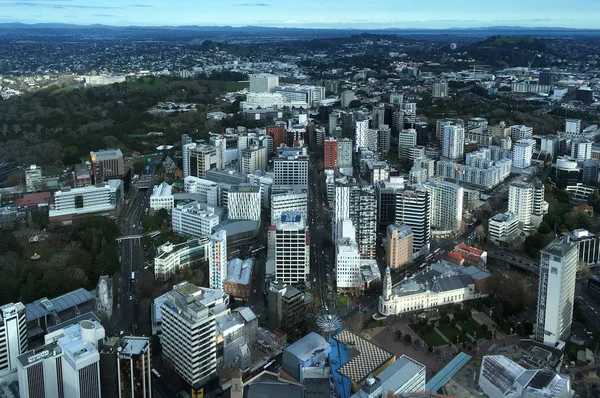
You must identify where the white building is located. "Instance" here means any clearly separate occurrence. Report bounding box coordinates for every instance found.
[565,118,581,135]
[355,119,370,152]
[508,181,535,232]
[337,138,353,167]
[160,282,223,389]
[571,139,592,163]
[423,181,463,233]
[227,184,261,221]
[182,142,195,178]
[0,302,27,376]
[244,92,290,109]
[510,125,533,142]
[275,85,325,106]
[396,186,431,254]
[479,355,573,398]
[540,135,558,157]
[184,176,220,206]
[379,262,490,316]
[25,164,42,193]
[268,212,310,284]
[150,181,174,212]
[247,171,274,209]
[249,73,279,93]
[209,230,228,290]
[536,237,579,346]
[49,180,122,225]
[512,139,534,169]
[414,157,435,178]
[273,152,309,189]
[42,318,105,398]
[172,202,221,238]
[437,149,512,189]
[240,145,268,174]
[432,81,448,98]
[336,220,361,294]
[442,124,465,160]
[154,238,210,281]
[398,129,418,162]
[271,189,308,224]
[488,212,520,244]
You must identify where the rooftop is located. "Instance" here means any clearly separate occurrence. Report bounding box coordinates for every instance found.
[15,192,52,207]
[285,332,330,363]
[230,184,260,193]
[121,336,150,356]
[26,288,95,321]
[91,148,123,161]
[152,181,172,197]
[541,237,578,258]
[225,258,254,285]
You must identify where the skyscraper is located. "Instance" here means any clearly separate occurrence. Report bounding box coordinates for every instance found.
[423,181,464,232]
[396,186,431,254]
[328,113,338,136]
[432,81,449,98]
[355,119,370,152]
[273,152,309,189]
[324,137,338,168]
[442,125,465,160]
[0,302,27,377]
[398,129,418,162]
[268,212,310,284]
[535,238,578,346]
[337,138,353,168]
[209,230,228,289]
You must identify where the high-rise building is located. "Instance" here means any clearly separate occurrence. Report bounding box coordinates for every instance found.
[396,186,430,254]
[436,118,464,140]
[386,224,413,269]
[549,156,581,189]
[423,181,464,232]
[249,73,279,93]
[468,117,488,132]
[336,220,361,294]
[268,212,310,284]
[25,164,42,193]
[275,85,325,106]
[576,86,593,105]
[337,138,353,168]
[432,81,448,98]
[582,159,599,185]
[513,139,534,169]
[324,137,338,168]
[227,184,261,221]
[267,126,286,153]
[90,149,124,183]
[172,202,221,238]
[271,189,308,224]
[510,125,533,142]
[328,113,338,135]
[571,139,592,162]
[0,302,27,377]
[375,177,405,228]
[508,181,534,232]
[240,145,267,174]
[209,230,228,289]
[341,90,356,108]
[565,119,581,135]
[377,124,391,154]
[17,342,64,398]
[273,152,309,189]
[184,176,219,206]
[398,129,418,162]
[189,144,218,179]
[531,178,548,227]
[266,281,305,332]
[355,119,370,152]
[389,92,403,107]
[442,125,465,160]
[535,237,578,346]
[182,143,196,178]
[154,238,211,282]
[160,282,221,389]
[99,336,152,398]
[538,70,555,86]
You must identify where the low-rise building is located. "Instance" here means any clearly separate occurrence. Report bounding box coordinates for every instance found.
[227,184,261,221]
[488,212,520,244]
[154,238,210,281]
[223,258,254,300]
[171,202,222,238]
[350,355,426,398]
[150,181,174,212]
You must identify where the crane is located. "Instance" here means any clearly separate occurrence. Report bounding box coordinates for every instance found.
[527,53,542,71]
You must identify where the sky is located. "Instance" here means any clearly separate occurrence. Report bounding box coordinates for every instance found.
[0,0,598,29]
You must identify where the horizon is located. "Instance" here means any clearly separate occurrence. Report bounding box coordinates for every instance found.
[0,0,598,29]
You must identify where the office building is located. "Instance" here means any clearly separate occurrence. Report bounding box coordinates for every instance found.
[268,212,310,284]
[341,90,356,108]
[273,152,309,189]
[571,139,592,163]
[398,129,418,162]
[512,139,534,169]
[149,181,174,212]
[582,159,598,185]
[478,355,573,398]
[276,85,325,106]
[355,119,370,152]
[267,126,286,152]
[442,124,465,160]
[184,176,219,206]
[337,138,353,169]
[377,124,391,154]
[188,144,218,179]
[375,178,404,227]
[328,112,338,135]
[43,317,105,398]
[576,86,593,104]
[271,189,308,224]
[250,73,279,93]
[488,212,520,244]
[565,119,581,135]
[396,186,430,254]
[266,281,305,332]
[549,156,581,189]
[160,282,222,389]
[379,262,490,316]
[566,229,599,266]
[25,165,42,193]
[324,137,338,168]
[247,171,274,209]
[90,149,124,183]
[115,337,152,398]
[535,237,578,345]
[510,125,533,142]
[154,238,210,282]
[17,342,64,398]
[386,224,413,269]
[209,230,228,290]
[336,227,362,294]
[423,181,463,233]
[432,81,448,98]
[227,184,261,221]
[49,180,122,226]
[0,303,27,376]
[240,145,268,174]
[538,70,555,86]
[171,202,222,238]
[540,135,558,157]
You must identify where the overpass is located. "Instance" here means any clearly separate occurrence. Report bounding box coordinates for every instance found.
[488,251,539,275]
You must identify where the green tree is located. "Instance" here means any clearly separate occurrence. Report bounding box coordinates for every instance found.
[404,334,412,344]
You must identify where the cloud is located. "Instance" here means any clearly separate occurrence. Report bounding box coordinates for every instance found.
[1,1,122,8]
[235,3,269,6]
[93,13,115,17]
[128,4,153,7]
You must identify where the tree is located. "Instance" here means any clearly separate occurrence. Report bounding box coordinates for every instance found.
[395,330,403,341]
[348,99,362,109]
[404,334,412,344]
[428,345,433,353]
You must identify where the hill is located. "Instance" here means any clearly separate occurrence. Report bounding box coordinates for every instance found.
[464,35,550,68]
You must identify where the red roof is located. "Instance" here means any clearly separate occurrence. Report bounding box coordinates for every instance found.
[457,242,483,256]
[15,192,52,207]
[447,251,464,262]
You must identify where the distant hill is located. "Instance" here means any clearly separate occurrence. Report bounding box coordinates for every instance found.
[464,35,551,68]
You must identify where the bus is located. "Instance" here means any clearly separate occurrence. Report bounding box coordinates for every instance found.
[263,360,275,370]
[131,272,135,281]
[151,368,161,378]
[419,262,427,269]
[434,248,442,255]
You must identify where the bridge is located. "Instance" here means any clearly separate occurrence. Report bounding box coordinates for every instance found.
[488,251,539,275]
[116,235,143,242]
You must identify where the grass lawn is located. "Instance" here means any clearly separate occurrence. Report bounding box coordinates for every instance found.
[437,323,462,344]
[224,81,249,92]
[28,245,61,259]
[458,319,482,337]
[337,296,351,306]
[411,327,447,348]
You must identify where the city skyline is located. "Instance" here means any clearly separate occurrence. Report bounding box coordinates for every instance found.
[0,0,598,29]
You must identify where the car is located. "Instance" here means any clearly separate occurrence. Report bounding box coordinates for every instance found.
[129,295,133,301]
